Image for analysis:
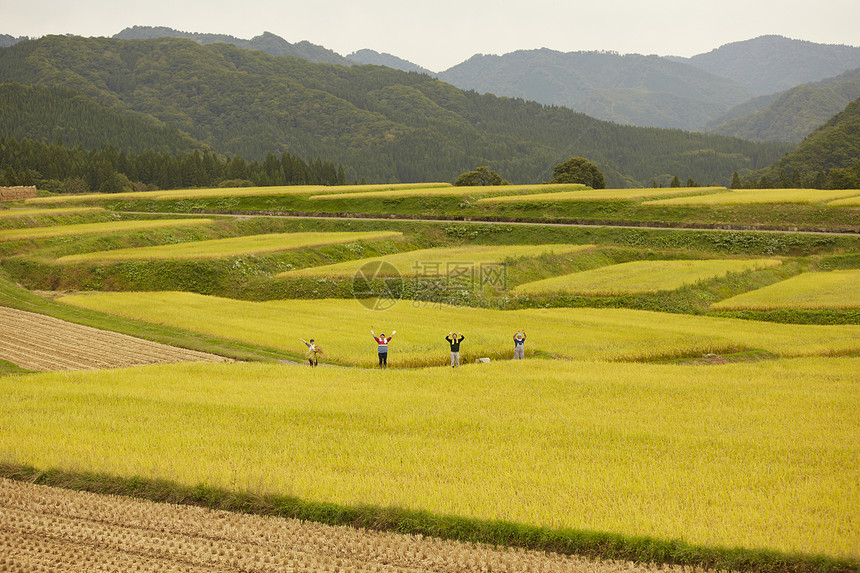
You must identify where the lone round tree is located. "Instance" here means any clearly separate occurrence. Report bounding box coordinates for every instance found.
[550,157,605,189]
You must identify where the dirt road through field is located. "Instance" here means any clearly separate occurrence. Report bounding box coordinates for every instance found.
[0,478,719,573]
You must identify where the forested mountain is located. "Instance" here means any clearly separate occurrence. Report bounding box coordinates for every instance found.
[673,35,860,95]
[705,68,860,143]
[0,34,29,48]
[437,49,755,130]
[746,97,860,188]
[0,83,204,153]
[114,26,352,66]
[346,49,434,76]
[0,35,790,187]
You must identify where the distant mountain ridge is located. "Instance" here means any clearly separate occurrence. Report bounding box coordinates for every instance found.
[437,48,755,130]
[705,68,860,142]
[113,26,352,66]
[346,49,434,75]
[672,35,860,95]
[0,35,790,187]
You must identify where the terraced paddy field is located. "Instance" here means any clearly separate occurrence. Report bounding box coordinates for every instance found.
[280,244,594,278]
[642,188,860,206]
[0,218,214,241]
[513,259,783,295]
[711,270,860,310]
[0,357,856,561]
[0,207,106,219]
[477,187,727,204]
[308,183,587,201]
[0,478,700,573]
[24,183,451,205]
[57,292,860,366]
[56,231,402,263]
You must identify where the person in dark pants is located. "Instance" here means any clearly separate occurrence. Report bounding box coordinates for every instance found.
[371,327,395,368]
[513,330,526,360]
[445,332,464,367]
[300,338,322,367]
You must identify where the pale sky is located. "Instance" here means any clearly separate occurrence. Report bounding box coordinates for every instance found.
[2,0,858,72]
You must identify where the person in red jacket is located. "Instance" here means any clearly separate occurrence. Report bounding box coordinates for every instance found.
[371,327,395,368]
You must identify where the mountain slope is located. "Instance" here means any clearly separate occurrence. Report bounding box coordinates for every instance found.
[705,68,860,143]
[0,35,790,187]
[114,26,351,66]
[676,35,860,95]
[346,49,434,75]
[437,48,755,130]
[0,82,204,153]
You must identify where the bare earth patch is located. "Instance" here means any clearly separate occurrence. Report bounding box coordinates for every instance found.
[0,306,228,371]
[0,478,719,573]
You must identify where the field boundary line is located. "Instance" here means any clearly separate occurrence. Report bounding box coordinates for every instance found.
[1,463,856,573]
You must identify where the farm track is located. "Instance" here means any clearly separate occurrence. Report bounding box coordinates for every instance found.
[0,306,229,371]
[0,478,714,573]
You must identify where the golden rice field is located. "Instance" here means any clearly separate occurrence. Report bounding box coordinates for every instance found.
[307,183,586,201]
[1,478,668,573]
[0,218,214,242]
[711,270,860,310]
[641,188,860,206]
[0,206,106,218]
[25,183,450,204]
[477,187,726,204]
[279,244,594,278]
[56,231,402,263]
[513,259,782,295]
[828,195,860,206]
[57,292,860,366]
[1,357,856,558]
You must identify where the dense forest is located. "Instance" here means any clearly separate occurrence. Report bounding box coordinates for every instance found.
[0,137,349,193]
[0,35,792,188]
[739,97,860,188]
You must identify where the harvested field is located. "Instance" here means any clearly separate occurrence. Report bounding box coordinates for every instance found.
[0,306,227,371]
[0,478,710,573]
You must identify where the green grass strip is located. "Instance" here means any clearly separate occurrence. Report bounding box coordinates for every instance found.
[1,463,854,573]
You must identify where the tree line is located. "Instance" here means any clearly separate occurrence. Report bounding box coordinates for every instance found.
[0,137,352,193]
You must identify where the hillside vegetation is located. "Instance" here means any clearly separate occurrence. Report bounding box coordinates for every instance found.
[706,68,860,142]
[0,36,790,187]
[749,97,860,187]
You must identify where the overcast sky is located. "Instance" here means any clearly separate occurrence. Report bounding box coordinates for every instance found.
[2,0,858,72]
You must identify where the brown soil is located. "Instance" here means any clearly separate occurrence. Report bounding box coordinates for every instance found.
[0,478,717,573]
[0,306,228,371]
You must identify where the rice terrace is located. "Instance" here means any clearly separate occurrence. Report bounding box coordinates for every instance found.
[0,176,857,573]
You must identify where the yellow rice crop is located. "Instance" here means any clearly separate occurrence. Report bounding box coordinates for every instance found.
[57,231,402,263]
[0,207,106,218]
[25,183,450,204]
[1,357,856,557]
[307,183,587,201]
[0,218,215,242]
[642,188,860,206]
[57,292,860,366]
[828,195,860,206]
[513,259,783,295]
[478,187,727,204]
[279,244,594,278]
[711,270,860,310]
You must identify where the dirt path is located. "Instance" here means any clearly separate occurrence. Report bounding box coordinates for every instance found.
[0,306,228,371]
[0,478,716,573]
